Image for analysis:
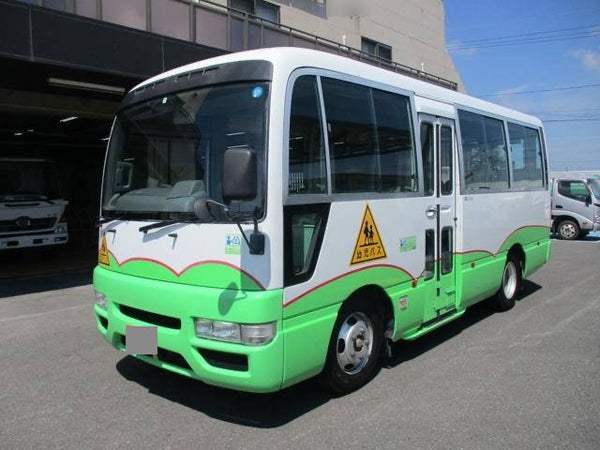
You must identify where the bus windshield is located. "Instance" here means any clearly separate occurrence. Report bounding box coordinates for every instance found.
[0,160,61,202]
[102,82,270,221]
[588,178,600,199]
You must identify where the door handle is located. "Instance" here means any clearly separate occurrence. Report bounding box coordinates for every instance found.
[440,205,451,212]
[555,205,563,209]
[426,206,437,218]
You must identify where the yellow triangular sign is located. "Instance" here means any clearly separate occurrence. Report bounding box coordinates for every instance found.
[98,234,110,266]
[350,204,387,265]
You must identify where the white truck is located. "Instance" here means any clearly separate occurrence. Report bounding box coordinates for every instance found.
[0,158,68,250]
[551,177,600,239]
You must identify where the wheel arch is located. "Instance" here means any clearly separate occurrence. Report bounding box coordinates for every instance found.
[552,215,581,230]
[507,243,525,274]
[343,284,394,338]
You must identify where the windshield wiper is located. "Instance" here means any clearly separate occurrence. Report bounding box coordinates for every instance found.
[138,220,178,234]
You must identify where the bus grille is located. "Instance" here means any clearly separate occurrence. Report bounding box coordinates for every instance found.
[118,304,181,329]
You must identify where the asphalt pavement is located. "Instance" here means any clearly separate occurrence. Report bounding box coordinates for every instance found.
[1,237,599,449]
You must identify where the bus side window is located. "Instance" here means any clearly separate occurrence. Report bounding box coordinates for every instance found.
[507,122,544,189]
[424,229,435,280]
[441,226,453,275]
[458,110,509,191]
[420,123,434,196]
[321,77,416,194]
[288,76,327,195]
[440,125,453,195]
[372,88,417,193]
[321,77,377,193]
[284,204,330,286]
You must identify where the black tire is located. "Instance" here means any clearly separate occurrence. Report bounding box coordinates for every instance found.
[557,219,580,240]
[319,297,383,394]
[486,254,522,312]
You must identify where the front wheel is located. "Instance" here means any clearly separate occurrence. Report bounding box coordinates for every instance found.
[319,298,383,394]
[557,219,580,240]
[486,255,522,311]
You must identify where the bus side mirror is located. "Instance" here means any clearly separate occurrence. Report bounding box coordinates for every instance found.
[222,148,257,204]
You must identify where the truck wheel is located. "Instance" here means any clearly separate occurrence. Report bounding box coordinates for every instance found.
[486,255,521,312]
[319,297,382,394]
[557,219,580,240]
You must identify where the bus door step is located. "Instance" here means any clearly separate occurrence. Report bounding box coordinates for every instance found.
[403,308,465,341]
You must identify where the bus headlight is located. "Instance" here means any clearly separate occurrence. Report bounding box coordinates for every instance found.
[95,291,108,310]
[194,318,276,345]
[241,323,276,345]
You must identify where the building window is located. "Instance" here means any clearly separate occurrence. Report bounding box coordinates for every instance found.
[268,0,326,18]
[229,0,280,23]
[361,38,392,62]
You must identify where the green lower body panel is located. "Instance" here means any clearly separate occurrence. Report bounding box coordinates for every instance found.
[94,267,284,393]
[281,304,339,389]
[523,239,551,277]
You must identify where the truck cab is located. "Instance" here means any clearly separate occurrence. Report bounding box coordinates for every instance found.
[0,158,69,250]
[551,177,600,239]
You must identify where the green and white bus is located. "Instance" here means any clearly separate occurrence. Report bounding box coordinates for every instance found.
[94,48,551,393]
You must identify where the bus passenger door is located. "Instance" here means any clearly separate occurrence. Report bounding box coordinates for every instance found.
[419,115,457,323]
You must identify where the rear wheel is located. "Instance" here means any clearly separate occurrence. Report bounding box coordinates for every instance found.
[557,219,580,240]
[486,255,521,311]
[319,297,382,394]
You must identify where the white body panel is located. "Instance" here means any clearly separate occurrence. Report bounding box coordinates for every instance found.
[102,220,275,289]
[283,198,429,305]
[459,191,550,254]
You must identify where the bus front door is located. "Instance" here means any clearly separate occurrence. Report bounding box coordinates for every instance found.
[419,115,457,322]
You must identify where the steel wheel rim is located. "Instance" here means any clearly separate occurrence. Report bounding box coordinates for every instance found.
[503,261,518,299]
[560,223,576,239]
[336,312,374,375]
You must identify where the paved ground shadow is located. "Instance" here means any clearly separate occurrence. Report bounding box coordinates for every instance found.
[116,356,331,428]
[386,279,542,367]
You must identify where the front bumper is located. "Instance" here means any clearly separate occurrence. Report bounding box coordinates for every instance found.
[0,231,68,249]
[93,266,284,393]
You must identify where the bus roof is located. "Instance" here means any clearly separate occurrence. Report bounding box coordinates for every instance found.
[132,47,543,127]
